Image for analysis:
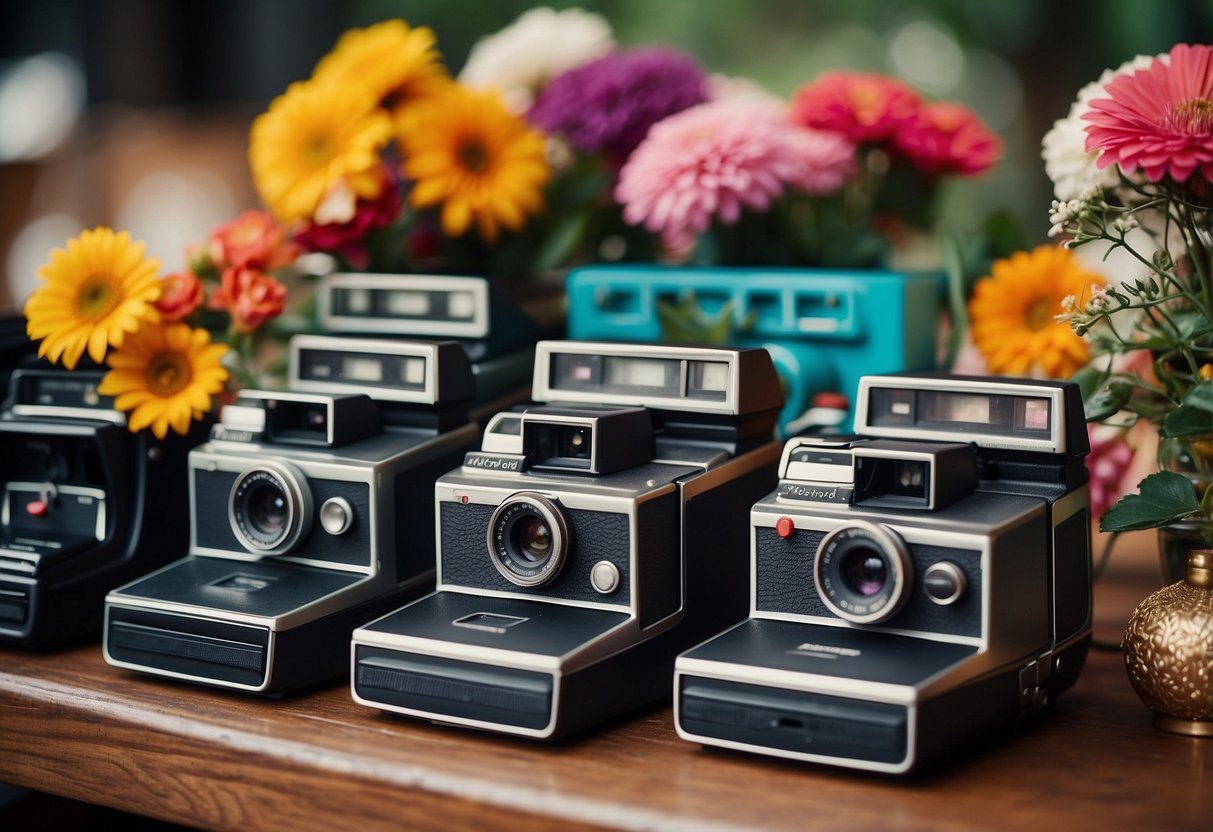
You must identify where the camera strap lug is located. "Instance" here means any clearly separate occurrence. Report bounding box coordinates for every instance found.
[1018,650,1055,714]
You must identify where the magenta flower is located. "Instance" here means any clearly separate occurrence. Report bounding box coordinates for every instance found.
[892,101,1002,177]
[1084,43,1213,183]
[1086,425,1136,518]
[615,99,857,255]
[294,168,402,269]
[527,46,708,164]
[790,71,922,144]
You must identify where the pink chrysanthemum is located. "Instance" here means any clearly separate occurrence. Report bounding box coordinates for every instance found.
[790,71,921,143]
[1086,425,1136,518]
[615,99,856,255]
[892,101,1002,176]
[1084,43,1213,183]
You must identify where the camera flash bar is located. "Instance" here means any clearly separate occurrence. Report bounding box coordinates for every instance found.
[317,273,489,339]
[532,341,783,417]
[289,335,474,406]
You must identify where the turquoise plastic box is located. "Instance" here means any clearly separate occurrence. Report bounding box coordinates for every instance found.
[565,265,945,435]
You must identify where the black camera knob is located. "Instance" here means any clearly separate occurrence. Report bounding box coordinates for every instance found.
[923,561,967,605]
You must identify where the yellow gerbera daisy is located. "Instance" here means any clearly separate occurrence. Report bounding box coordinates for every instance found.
[98,323,229,439]
[311,19,450,117]
[24,227,162,370]
[969,245,1105,378]
[249,79,394,224]
[399,84,550,243]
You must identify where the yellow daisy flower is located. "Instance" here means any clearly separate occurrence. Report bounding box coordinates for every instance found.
[98,323,229,439]
[24,227,162,370]
[397,86,550,244]
[969,245,1105,378]
[249,79,394,224]
[399,84,550,243]
[311,19,449,117]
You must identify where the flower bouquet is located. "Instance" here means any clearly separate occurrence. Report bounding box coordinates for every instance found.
[1038,44,1213,547]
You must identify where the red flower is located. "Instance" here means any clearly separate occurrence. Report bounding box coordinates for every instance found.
[1085,43,1213,183]
[892,101,1002,176]
[208,266,287,333]
[790,71,921,144]
[209,210,300,271]
[154,271,204,322]
[294,176,402,270]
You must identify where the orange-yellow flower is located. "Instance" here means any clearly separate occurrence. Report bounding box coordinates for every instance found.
[23,227,161,370]
[969,245,1104,378]
[311,19,450,118]
[98,323,229,439]
[249,79,393,224]
[399,84,550,242]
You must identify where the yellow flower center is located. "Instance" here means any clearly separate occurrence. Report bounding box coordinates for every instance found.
[146,351,192,397]
[458,138,490,175]
[1025,299,1055,331]
[1170,97,1213,135]
[75,274,120,321]
[303,133,334,167]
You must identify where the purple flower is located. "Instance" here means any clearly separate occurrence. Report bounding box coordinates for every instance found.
[528,46,708,164]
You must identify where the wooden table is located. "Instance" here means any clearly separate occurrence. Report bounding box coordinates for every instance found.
[1,530,1210,832]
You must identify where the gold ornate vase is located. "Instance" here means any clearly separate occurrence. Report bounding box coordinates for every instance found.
[1122,549,1213,736]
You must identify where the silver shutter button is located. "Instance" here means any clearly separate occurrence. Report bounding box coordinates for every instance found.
[923,561,966,605]
[590,560,620,594]
[319,497,354,535]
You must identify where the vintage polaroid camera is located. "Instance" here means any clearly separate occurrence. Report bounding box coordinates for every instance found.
[102,335,481,695]
[565,265,943,435]
[350,340,785,739]
[0,365,202,648]
[674,373,1093,774]
[318,271,562,422]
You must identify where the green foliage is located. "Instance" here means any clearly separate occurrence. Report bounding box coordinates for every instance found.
[1100,471,1202,532]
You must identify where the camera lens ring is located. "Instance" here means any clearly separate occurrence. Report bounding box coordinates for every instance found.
[487,491,571,587]
[814,521,912,624]
[228,461,313,554]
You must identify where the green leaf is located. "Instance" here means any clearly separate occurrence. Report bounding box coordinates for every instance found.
[1100,471,1201,531]
[1162,404,1213,438]
[1183,382,1213,412]
[1083,380,1132,422]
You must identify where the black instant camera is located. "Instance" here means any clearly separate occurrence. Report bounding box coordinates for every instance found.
[317,272,560,422]
[0,366,202,648]
[102,335,480,695]
[350,340,785,739]
[674,373,1093,774]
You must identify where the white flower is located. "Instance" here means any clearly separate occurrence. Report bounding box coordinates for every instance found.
[458,7,615,114]
[1041,54,1158,201]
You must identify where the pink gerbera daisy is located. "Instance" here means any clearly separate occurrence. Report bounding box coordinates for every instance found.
[790,71,921,143]
[615,99,856,255]
[1084,43,1213,183]
[892,101,1003,176]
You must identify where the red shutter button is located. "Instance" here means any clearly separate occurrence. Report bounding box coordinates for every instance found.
[26,500,49,517]
[775,516,795,539]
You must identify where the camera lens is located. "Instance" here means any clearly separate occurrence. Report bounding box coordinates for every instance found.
[814,522,912,624]
[488,492,571,587]
[229,463,312,554]
[245,480,289,536]
[512,516,553,563]
[840,547,887,597]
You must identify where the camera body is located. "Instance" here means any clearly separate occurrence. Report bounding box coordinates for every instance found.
[102,336,480,695]
[565,265,943,435]
[351,340,785,739]
[674,373,1093,774]
[317,271,561,422]
[0,366,203,648]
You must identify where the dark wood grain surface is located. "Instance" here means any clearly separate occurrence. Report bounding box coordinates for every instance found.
[1,530,1210,832]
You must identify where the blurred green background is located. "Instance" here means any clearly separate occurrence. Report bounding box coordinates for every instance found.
[1,0,1211,308]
